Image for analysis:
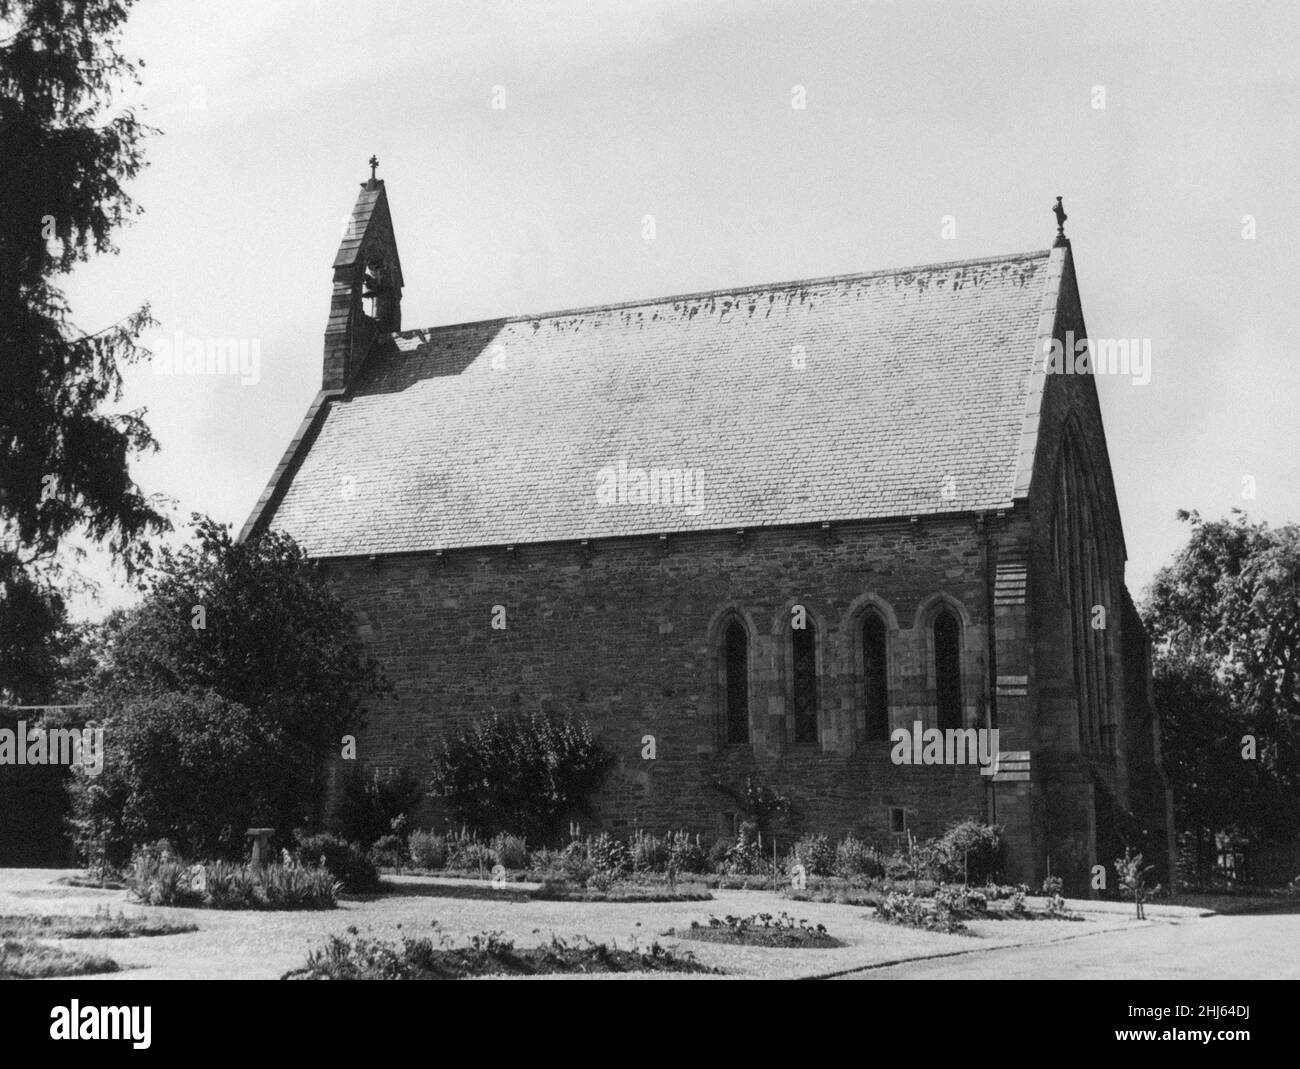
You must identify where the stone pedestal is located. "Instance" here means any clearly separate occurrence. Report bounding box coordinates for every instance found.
[246,827,275,871]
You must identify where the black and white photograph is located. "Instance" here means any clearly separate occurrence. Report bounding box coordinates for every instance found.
[0,0,1296,1030]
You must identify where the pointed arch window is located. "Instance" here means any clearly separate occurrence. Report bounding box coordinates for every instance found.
[863,612,890,740]
[1051,434,1114,751]
[723,620,750,745]
[791,621,819,744]
[934,609,963,731]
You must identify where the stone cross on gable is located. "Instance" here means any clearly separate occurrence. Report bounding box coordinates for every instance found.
[1053,196,1068,246]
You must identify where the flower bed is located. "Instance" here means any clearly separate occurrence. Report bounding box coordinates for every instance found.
[667,912,841,948]
[284,925,717,979]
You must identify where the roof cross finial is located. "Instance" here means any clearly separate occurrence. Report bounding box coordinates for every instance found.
[1053,195,1068,247]
[369,155,379,184]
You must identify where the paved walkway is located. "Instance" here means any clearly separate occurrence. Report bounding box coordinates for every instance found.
[836,911,1300,979]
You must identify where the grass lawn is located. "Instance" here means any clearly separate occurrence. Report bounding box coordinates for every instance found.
[0,868,1204,980]
[0,906,198,978]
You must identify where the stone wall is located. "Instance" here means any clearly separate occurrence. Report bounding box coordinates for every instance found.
[320,514,997,848]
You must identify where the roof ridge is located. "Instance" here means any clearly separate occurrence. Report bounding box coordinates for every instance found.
[390,247,1053,338]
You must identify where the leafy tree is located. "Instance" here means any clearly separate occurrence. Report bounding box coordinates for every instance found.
[1151,649,1290,880]
[0,563,68,698]
[430,711,613,844]
[67,688,301,868]
[95,515,388,760]
[927,818,1003,885]
[1,0,169,701]
[1144,510,1300,877]
[68,515,390,860]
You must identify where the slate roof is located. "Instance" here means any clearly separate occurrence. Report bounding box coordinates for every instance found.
[261,247,1063,557]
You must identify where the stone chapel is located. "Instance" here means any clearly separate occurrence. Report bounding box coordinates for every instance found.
[242,170,1176,891]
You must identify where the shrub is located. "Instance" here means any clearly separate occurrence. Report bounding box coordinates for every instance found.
[876,891,922,924]
[444,828,495,871]
[980,882,1028,901]
[789,834,835,877]
[559,840,595,886]
[667,831,708,874]
[92,515,386,769]
[630,831,668,872]
[529,847,563,875]
[884,850,918,881]
[75,518,390,865]
[586,833,630,878]
[294,833,380,892]
[370,834,406,869]
[833,835,883,879]
[491,833,528,870]
[723,823,769,876]
[66,689,300,868]
[707,836,733,872]
[876,891,966,934]
[926,819,1003,884]
[933,883,986,919]
[339,767,424,848]
[430,711,614,844]
[407,830,447,870]
[1041,875,1064,897]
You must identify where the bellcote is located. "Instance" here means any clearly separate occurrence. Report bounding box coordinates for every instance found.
[323,158,404,391]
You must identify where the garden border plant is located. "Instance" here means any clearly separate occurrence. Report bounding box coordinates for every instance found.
[128,850,341,910]
[385,821,1012,899]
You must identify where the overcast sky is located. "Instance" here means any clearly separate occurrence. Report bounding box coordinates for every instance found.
[61,0,1300,619]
